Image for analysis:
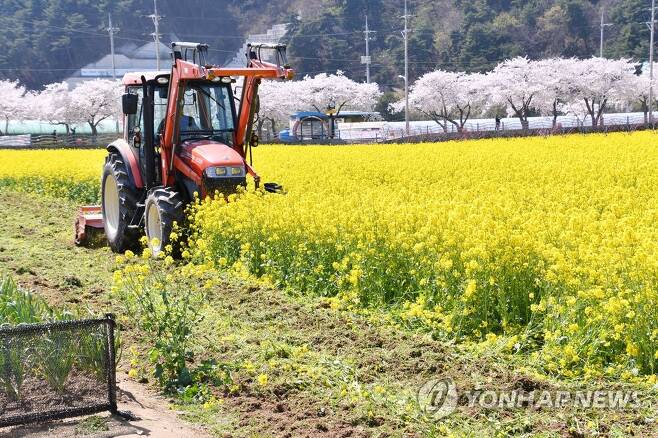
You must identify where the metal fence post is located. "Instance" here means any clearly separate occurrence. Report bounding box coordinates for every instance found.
[106,313,118,414]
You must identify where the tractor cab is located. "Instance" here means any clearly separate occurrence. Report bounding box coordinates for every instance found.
[76,41,293,255]
[121,69,243,201]
[121,72,169,184]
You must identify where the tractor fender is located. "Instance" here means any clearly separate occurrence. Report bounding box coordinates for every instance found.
[106,140,144,189]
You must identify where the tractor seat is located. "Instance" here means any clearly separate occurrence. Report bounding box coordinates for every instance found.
[181,115,200,131]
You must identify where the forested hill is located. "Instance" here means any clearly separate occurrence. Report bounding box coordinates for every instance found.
[0,0,306,89]
[286,0,651,86]
[0,0,651,89]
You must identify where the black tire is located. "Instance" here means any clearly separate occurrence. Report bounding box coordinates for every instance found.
[144,187,185,257]
[101,153,139,253]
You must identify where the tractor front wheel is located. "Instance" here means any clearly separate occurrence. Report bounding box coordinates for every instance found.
[102,153,139,252]
[144,188,185,257]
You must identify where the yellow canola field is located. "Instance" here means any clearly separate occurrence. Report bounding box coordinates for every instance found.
[191,132,658,380]
[1,133,657,380]
[0,149,105,202]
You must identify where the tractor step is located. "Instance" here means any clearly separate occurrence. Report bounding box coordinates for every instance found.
[75,206,104,246]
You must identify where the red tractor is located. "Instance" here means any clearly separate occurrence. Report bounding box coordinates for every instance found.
[75,42,293,254]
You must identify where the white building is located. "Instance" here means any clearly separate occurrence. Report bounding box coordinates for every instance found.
[65,41,172,87]
[225,23,289,68]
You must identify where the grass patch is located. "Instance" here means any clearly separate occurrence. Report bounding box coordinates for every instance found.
[75,415,109,435]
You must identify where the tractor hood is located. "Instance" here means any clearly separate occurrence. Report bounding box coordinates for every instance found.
[178,140,245,175]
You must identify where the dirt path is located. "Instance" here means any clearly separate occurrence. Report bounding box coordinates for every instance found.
[115,376,211,438]
[0,376,210,437]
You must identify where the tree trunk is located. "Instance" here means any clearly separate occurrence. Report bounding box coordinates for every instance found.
[329,116,335,139]
[89,122,98,136]
[520,117,529,131]
[270,119,277,139]
[509,100,529,131]
[257,119,264,138]
[3,117,8,136]
[428,113,448,133]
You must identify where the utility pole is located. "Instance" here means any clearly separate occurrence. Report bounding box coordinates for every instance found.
[107,14,119,80]
[149,0,162,70]
[650,0,656,125]
[363,15,375,83]
[600,8,612,58]
[107,14,120,133]
[403,0,410,136]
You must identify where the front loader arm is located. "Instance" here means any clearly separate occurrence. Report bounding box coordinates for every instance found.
[161,42,293,187]
[236,74,261,156]
[222,55,294,155]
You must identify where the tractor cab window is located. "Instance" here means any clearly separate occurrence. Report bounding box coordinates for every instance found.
[126,87,144,145]
[153,86,168,140]
[126,85,168,146]
[180,82,235,145]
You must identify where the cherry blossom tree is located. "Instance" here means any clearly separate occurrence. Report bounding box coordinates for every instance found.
[627,63,658,125]
[297,71,381,114]
[486,57,543,130]
[295,72,381,138]
[36,82,80,134]
[254,72,381,139]
[391,70,487,133]
[0,80,27,135]
[256,80,298,139]
[70,79,122,136]
[568,58,637,127]
[533,58,579,128]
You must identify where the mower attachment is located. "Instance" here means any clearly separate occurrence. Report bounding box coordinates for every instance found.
[264,183,285,194]
[75,206,104,246]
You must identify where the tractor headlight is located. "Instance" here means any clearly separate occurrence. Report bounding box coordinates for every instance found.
[213,167,228,177]
[207,166,245,178]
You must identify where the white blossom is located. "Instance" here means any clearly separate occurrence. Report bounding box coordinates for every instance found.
[70,79,122,135]
[391,70,487,132]
[0,80,27,135]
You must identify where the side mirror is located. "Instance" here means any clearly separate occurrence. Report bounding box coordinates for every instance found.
[122,93,138,115]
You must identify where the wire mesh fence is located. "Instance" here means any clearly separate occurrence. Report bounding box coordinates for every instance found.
[0,316,117,427]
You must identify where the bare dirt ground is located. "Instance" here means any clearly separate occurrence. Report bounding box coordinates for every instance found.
[0,377,209,438]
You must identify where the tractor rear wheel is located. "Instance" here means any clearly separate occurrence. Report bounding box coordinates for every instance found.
[144,188,185,257]
[102,153,139,253]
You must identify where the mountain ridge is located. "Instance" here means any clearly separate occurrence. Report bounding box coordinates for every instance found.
[0,0,649,89]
